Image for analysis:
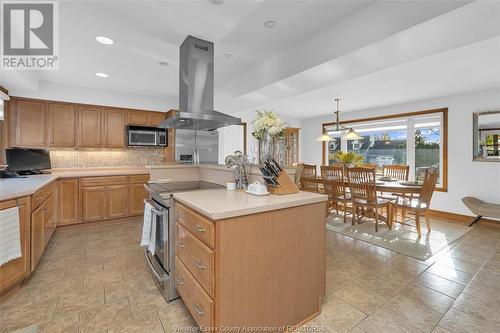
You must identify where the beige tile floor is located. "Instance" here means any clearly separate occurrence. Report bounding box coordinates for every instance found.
[1,217,500,333]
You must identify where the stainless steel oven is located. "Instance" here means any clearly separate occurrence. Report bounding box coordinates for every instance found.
[127,126,167,147]
[143,197,179,302]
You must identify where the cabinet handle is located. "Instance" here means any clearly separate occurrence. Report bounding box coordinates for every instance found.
[176,241,185,248]
[193,259,206,270]
[176,276,184,285]
[193,302,205,316]
[194,225,206,233]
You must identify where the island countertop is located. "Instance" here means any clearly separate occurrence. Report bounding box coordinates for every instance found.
[173,188,328,220]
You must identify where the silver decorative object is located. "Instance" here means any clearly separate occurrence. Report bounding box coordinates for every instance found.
[225,150,250,189]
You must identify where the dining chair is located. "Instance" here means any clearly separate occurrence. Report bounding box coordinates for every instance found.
[382,165,409,181]
[394,170,439,237]
[299,164,319,192]
[321,165,351,223]
[347,167,392,232]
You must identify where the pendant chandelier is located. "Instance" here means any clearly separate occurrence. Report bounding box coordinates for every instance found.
[317,98,363,142]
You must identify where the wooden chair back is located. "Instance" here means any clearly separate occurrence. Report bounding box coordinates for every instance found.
[419,169,439,205]
[321,165,345,198]
[383,164,409,181]
[347,167,377,202]
[299,164,318,192]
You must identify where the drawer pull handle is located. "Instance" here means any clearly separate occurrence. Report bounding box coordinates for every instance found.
[194,225,206,233]
[176,277,185,285]
[176,213,185,221]
[193,302,205,316]
[176,241,185,248]
[193,259,206,270]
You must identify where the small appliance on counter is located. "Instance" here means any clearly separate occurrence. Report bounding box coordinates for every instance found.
[5,148,52,176]
[127,126,167,147]
[260,158,299,195]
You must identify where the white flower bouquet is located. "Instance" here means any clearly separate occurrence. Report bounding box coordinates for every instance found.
[252,110,286,140]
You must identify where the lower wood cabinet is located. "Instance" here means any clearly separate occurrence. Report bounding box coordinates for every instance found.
[59,179,80,225]
[30,204,45,270]
[80,174,149,222]
[0,197,31,296]
[81,186,107,222]
[107,185,129,219]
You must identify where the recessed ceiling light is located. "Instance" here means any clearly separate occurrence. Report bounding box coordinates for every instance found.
[209,0,224,5]
[96,72,109,78]
[223,53,233,59]
[159,61,169,67]
[264,21,277,29]
[96,36,114,45]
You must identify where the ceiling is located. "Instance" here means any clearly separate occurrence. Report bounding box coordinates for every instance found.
[2,0,499,118]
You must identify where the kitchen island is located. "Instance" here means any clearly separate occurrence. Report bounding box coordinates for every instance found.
[171,187,328,332]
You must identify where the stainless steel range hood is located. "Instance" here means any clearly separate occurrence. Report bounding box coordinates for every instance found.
[159,36,241,131]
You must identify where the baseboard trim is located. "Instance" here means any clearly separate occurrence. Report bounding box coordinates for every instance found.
[429,209,500,226]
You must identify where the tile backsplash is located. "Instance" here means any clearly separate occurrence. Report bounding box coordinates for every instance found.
[49,148,165,168]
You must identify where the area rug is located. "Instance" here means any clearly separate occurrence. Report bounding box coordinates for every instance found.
[326,214,474,261]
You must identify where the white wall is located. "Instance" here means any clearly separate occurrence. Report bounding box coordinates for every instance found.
[8,81,176,112]
[301,88,500,215]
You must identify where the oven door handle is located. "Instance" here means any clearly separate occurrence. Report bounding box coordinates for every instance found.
[144,251,167,282]
[144,199,168,216]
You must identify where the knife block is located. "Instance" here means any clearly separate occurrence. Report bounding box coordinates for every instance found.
[268,170,300,195]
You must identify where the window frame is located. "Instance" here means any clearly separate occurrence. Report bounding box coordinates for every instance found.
[321,108,448,192]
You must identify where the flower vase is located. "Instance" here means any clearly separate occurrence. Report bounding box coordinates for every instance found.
[259,131,274,163]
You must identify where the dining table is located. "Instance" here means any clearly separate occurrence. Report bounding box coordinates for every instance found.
[314,177,423,195]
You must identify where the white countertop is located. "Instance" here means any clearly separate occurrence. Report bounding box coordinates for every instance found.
[173,188,328,220]
[0,167,149,201]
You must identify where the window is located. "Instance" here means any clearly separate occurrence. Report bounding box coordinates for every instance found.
[322,108,447,191]
[0,89,9,121]
[0,99,4,121]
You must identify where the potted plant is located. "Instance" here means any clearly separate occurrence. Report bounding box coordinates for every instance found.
[332,151,364,168]
[252,110,286,163]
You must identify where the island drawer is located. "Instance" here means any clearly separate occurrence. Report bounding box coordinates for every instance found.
[176,224,214,298]
[80,176,128,187]
[175,203,214,249]
[175,257,214,328]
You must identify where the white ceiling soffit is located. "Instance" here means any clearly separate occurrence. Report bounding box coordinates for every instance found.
[217,0,500,116]
[251,36,500,119]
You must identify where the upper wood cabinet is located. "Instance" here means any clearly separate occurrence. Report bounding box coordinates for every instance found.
[11,99,46,147]
[77,106,102,147]
[148,112,165,126]
[103,108,125,148]
[127,110,149,126]
[47,103,76,147]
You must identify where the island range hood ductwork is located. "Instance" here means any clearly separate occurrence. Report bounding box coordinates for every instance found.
[159,36,241,131]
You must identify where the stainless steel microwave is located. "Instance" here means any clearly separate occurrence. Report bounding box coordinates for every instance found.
[127,126,168,147]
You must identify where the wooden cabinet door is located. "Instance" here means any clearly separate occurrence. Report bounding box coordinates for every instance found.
[78,106,102,147]
[147,112,165,126]
[103,109,125,148]
[31,204,45,270]
[59,179,79,225]
[43,193,56,246]
[81,187,107,222]
[0,198,31,293]
[47,102,76,147]
[129,183,147,215]
[13,99,46,147]
[107,185,129,218]
[127,110,149,125]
